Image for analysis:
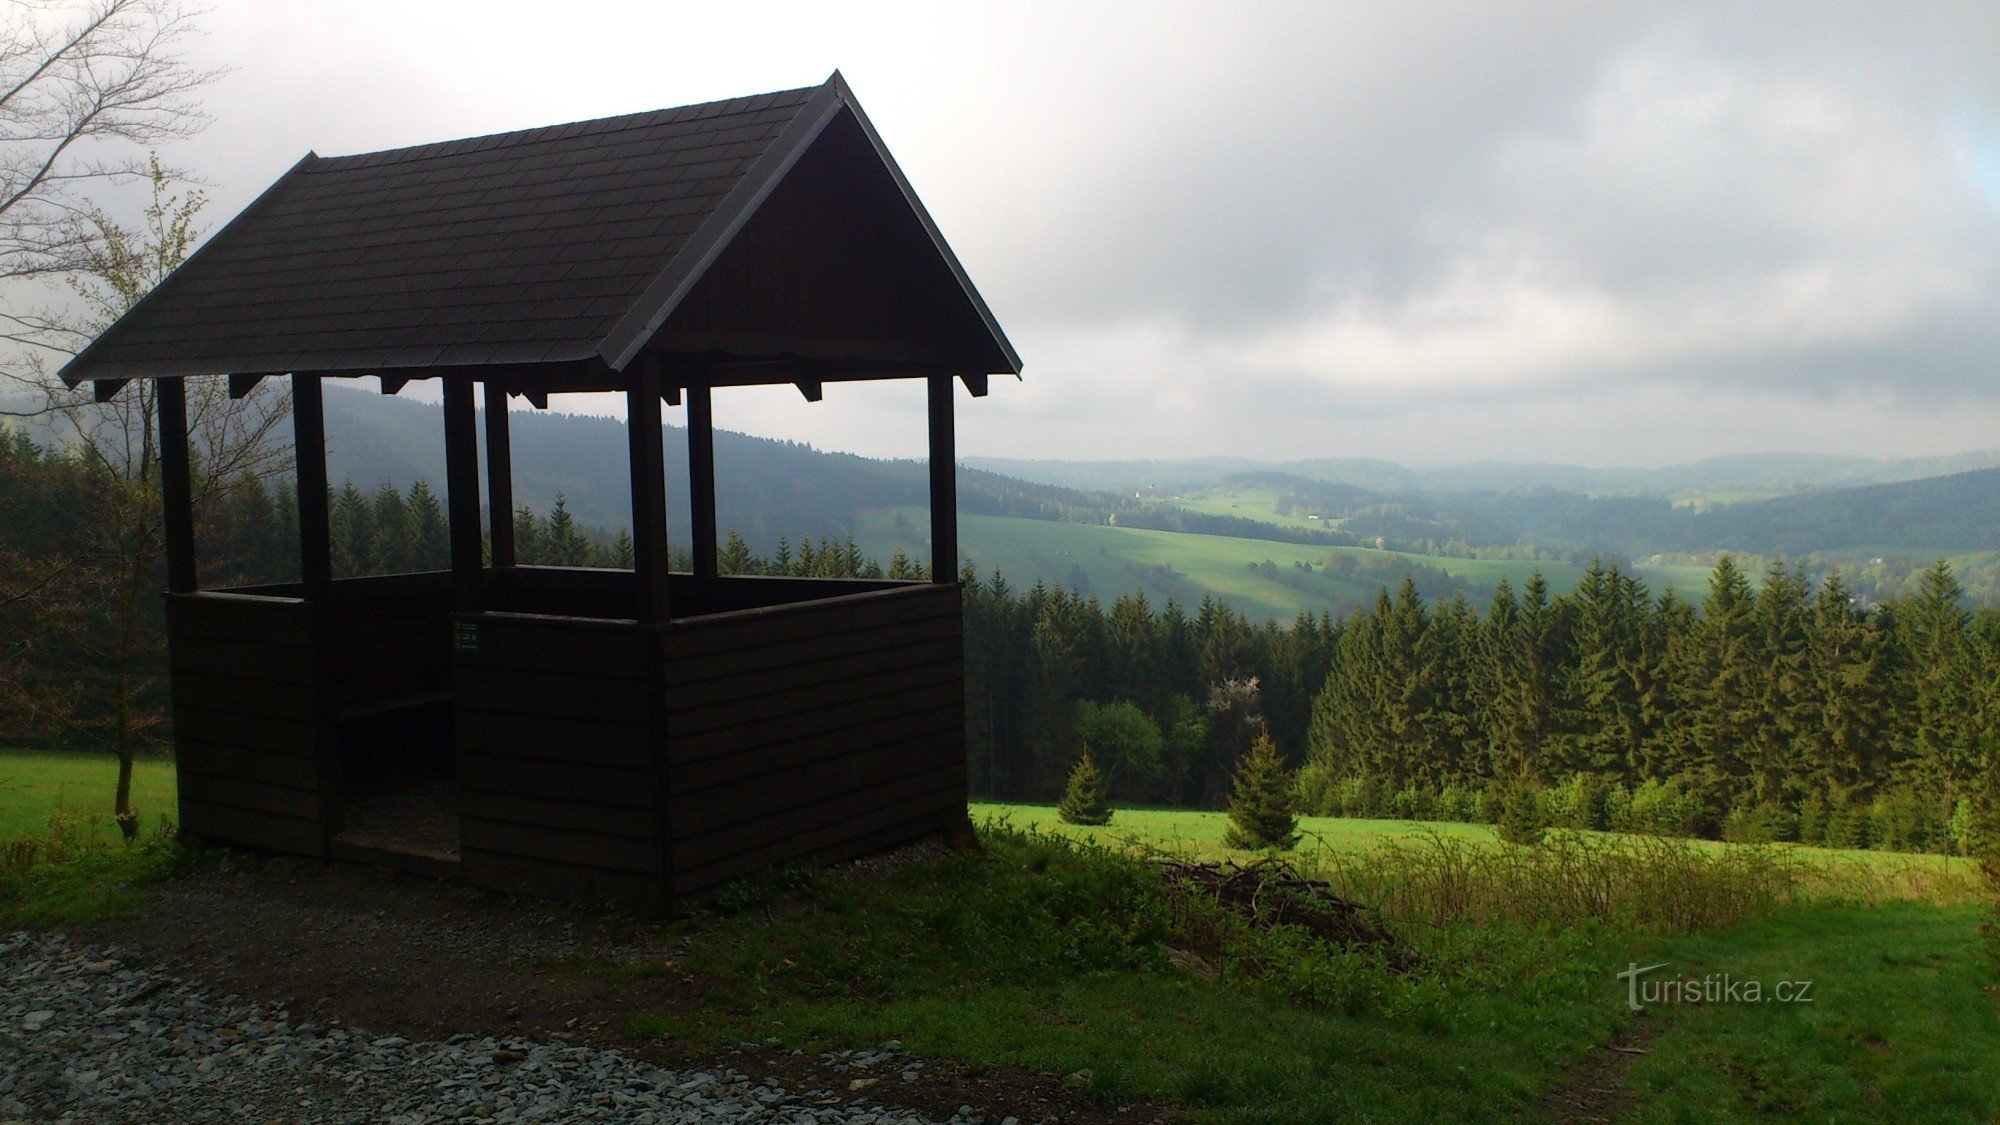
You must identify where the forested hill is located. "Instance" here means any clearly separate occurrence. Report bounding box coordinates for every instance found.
[317,385,1112,552]
[1690,468,2000,556]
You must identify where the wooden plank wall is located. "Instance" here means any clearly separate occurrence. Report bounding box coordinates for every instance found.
[167,592,328,855]
[319,573,455,709]
[453,612,670,913]
[662,583,966,899]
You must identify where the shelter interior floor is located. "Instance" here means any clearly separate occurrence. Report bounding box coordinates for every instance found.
[331,782,461,874]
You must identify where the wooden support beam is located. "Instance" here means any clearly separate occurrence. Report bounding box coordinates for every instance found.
[628,369,671,623]
[687,384,718,580]
[485,386,515,569]
[293,375,333,599]
[518,388,549,410]
[93,379,127,403]
[228,373,265,399]
[960,372,989,397]
[794,380,823,402]
[663,384,682,407]
[157,377,198,593]
[927,373,956,584]
[380,375,410,396]
[443,377,483,611]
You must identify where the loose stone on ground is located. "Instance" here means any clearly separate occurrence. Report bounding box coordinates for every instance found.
[1,931,968,1123]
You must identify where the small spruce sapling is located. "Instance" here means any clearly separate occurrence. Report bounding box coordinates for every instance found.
[1223,734,1300,850]
[1058,749,1112,826]
[1495,780,1549,846]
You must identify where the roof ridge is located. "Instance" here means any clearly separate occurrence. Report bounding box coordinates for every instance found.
[309,84,822,173]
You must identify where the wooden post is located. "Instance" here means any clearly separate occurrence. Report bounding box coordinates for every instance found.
[928,373,956,583]
[444,377,483,611]
[628,369,671,623]
[157,377,198,593]
[293,374,333,599]
[687,383,718,580]
[485,385,515,569]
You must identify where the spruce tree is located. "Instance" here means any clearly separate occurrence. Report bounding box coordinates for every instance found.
[1223,733,1300,850]
[1057,749,1112,826]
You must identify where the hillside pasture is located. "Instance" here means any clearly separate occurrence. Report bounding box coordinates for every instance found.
[0,750,178,839]
[861,507,1746,621]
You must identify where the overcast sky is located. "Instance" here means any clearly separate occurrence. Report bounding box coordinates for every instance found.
[137,2,2000,464]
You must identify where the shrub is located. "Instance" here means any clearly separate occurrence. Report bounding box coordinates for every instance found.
[1434,783,1477,824]
[1948,797,1980,857]
[1796,790,1829,846]
[1869,788,1948,854]
[1223,735,1300,850]
[1722,799,1797,844]
[1822,797,1873,850]
[1389,784,1432,821]
[1544,773,1609,831]
[1292,761,1339,817]
[1493,780,1548,846]
[1057,750,1112,826]
[1602,783,1634,832]
[1975,761,2000,969]
[1628,776,1703,837]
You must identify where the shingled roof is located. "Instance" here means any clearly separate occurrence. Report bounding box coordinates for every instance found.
[61,73,1018,387]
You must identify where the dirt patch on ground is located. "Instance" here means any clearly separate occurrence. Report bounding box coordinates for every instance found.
[81,849,1168,1124]
[1540,1014,1661,1124]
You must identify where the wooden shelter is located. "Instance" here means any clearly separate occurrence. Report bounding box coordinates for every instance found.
[59,74,1020,913]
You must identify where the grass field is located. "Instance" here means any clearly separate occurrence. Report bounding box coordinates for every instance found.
[1,763,1992,1121]
[973,800,1982,887]
[0,750,178,839]
[857,506,1715,621]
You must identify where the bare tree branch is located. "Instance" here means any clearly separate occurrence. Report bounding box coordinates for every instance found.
[0,0,221,282]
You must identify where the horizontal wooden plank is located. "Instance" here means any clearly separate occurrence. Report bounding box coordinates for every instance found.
[180,797,325,857]
[169,637,316,682]
[454,668,656,723]
[461,848,666,915]
[668,702,960,793]
[456,710,659,768]
[459,790,659,839]
[173,708,321,756]
[454,614,656,677]
[460,817,660,875]
[323,618,452,656]
[678,803,965,901]
[332,664,453,708]
[673,784,964,898]
[167,594,310,646]
[179,770,322,820]
[666,680,962,764]
[458,751,656,807]
[662,613,960,688]
[671,732,960,839]
[171,671,319,721]
[664,585,958,660]
[176,738,322,789]
[671,763,961,873]
[666,658,959,738]
[660,633,961,712]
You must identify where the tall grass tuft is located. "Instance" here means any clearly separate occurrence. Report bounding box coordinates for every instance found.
[1309,829,1812,933]
[0,810,186,926]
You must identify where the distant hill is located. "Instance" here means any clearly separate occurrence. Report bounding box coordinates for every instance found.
[320,385,1110,554]
[13,383,2000,611]
[966,450,2000,498]
[1689,468,2000,557]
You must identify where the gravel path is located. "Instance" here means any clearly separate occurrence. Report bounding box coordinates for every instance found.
[1,931,979,1124]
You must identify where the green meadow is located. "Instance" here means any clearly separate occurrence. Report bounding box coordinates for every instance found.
[862,506,1742,620]
[0,749,178,839]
